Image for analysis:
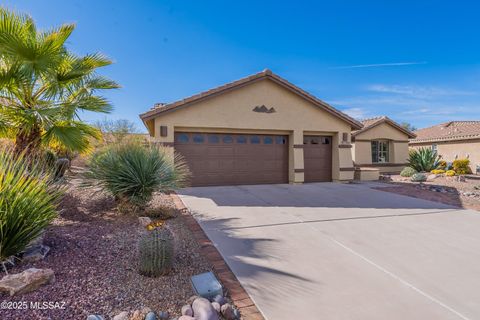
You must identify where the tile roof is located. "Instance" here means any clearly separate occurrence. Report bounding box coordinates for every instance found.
[139,69,363,130]
[410,121,480,143]
[352,116,416,138]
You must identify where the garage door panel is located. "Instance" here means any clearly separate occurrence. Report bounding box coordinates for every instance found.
[175,133,288,186]
[303,135,332,182]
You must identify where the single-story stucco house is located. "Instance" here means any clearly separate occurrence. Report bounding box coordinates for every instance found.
[410,121,480,173]
[351,116,416,179]
[139,70,413,186]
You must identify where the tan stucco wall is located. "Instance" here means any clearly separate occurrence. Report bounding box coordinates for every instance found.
[410,139,480,171]
[352,122,410,173]
[148,78,355,182]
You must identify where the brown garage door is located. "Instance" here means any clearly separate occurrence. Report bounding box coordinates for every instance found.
[174,132,289,186]
[303,135,332,182]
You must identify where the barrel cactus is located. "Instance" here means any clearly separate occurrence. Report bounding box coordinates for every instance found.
[138,227,174,277]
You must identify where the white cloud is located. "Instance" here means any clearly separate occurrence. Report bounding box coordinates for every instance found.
[367,84,474,99]
[341,107,370,119]
[331,62,427,69]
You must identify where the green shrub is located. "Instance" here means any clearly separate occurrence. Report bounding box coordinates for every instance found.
[83,143,190,211]
[0,149,61,266]
[453,159,472,175]
[138,227,174,277]
[411,172,427,182]
[407,148,441,172]
[400,167,417,177]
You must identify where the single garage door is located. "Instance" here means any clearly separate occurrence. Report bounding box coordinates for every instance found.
[303,135,332,182]
[174,132,289,186]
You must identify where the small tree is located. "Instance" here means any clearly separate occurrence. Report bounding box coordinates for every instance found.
[401,122,417,132]
[0,8,119,156]
[94,119,139,144]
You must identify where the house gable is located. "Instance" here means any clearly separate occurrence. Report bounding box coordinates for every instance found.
[149,77,355,138]
[141,70,362,137]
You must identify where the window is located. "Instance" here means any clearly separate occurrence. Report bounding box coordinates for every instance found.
[222,135,233,144]
[322,137,330,144]
[208,134,219,143]
[264,136,273,144]
[176,133,189,143]
[371,140,389,163]
[193,134,204,143]
[250,136,260,144]
[236,135,247,144]
[432,144,438,154]
[275,136,286,144]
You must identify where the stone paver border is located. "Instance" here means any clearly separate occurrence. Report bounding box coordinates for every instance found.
[171,193,265,320]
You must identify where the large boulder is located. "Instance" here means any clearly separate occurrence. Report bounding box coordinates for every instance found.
[192,297,219,320]
[0,268,54,296]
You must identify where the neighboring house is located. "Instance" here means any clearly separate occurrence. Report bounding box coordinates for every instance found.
[140,69,362,186]
[410,121,480,172]
[351,116,416,175]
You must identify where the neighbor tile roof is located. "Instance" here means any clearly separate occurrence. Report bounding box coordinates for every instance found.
[352,116,416,138]
[410,121,480,143]
[139,69,363,130]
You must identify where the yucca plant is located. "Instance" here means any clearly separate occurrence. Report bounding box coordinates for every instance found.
[83,143,190,212]
[0,148,62,271]
[407,147,441,172]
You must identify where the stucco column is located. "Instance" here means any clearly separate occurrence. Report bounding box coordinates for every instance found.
[290,129,304,183]
[336,132,355,181]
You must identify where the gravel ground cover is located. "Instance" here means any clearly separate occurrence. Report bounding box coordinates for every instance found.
[376,174,480,211]
[1,167,211,320]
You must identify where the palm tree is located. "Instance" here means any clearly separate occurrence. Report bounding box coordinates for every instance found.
[0,8,119,155]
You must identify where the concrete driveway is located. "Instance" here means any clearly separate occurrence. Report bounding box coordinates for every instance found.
[178,183,480,320]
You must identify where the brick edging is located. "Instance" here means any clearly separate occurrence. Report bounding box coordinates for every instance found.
[170,193,265,320]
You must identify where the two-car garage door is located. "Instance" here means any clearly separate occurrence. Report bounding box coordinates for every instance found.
[175,132,289,186]
[174,132,332,186]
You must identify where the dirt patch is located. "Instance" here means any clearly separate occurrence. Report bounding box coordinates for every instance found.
[1,169,211,319]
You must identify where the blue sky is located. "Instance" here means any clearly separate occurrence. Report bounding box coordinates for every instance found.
[3,0,480,131]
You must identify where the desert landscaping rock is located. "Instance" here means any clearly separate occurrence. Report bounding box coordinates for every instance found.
[187,295,199,305]
[145,311,157,320]
[158,311,170,319]
[212,294,226,306]
[0,268,54,296]
[211,301,221,313]
[22,244,50,263]
[179,316,195,320]
[130,307,152,320]
[138,216,152,227]
[113,311,129,320]
[220,303,236,320]
[87,315,105,320]
[181,304,194,316]
[1,170,211,319]
[192,297,219,320]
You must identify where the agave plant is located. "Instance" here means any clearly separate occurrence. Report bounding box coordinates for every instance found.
[0,148,62,271]
[83,143,190,212]
[407,147,441,172]
[0,8,119,156]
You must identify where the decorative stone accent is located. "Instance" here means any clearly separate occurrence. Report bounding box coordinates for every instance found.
[87,316,104,320]
[129,307,151,320]
[0,268,54,296]
[192,297,219,320]
[112,311,129,320]
[138,217,152,227]
[181,304,194,316]
[22,244,50,263]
